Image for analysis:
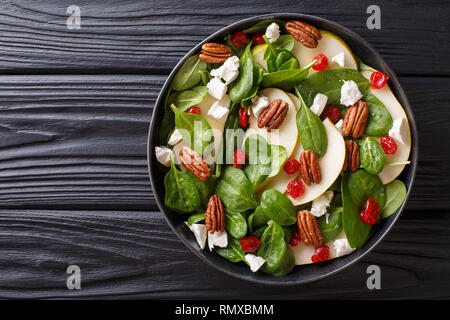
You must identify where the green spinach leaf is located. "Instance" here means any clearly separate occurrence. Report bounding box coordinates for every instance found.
[172,54,207,91]
[272,248,295,277]
[170,86,207,112]
[365,93,393,136]
[347,169,386,210]
[164,159,201,214]
[159,87,175,146]
[317,208,343,243]
[225,208,248,239]
[257,220,287,274]
[187,212,206,225]
[229,42,254,103]
[275,50,300,71]
[381,180,407,219]
[215,236,247,263]
[216,166,258,212]
[185,171,214,208]
[268,144,287,178]
[260,189,297,225]
[244,134,272,189]
[170,104,214,155]
[261,60,315,91]
[359,137,386,174]
[297,69,370,106]
[342,173,371,248]
[242,19,286,34]
[295,88,328,157]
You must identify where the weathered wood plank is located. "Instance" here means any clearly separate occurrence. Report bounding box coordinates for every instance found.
[0,0,448,75]
[0,74,448,210]
[0,209,448,299]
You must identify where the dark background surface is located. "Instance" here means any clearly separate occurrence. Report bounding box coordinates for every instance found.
[0,0,449,299]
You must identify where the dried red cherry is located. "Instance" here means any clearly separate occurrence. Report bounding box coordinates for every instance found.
[289,230,301,247]
[370,71,388,89]
[187,107,201,115]
[231,31,247,48]
[233,149,247,168]
[283,158,301,174]
[239,107,249,128]
[312,53,328,71]
[252,33,265,44]
[240,235,261,252]
[380,135,398,154]
[286,179,305,199]
[311,245,329,263]
[321,105,341,123]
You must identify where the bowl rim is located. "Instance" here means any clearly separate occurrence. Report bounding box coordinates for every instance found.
[147,13,419,286]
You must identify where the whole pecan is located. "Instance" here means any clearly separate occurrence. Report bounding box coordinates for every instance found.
[199,43,232,64]
[257,99,288,132]
[205,195,225,234]
[297,210,323,247]
[179,146,210,181]
[342,100,369,138]
[343,140,360,172]
[286,20,321,48]
[299,150,322,186]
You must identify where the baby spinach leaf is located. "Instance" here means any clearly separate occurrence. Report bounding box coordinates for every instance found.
[359,137,386,174]
[295,88,328,158]
[283,226,292,244]
[251,206,270,228]
[198,69,211,85]
[215,236,247,263]
[342,173,371,248]
[164,159,201,214]
[275,50,300,71]
[244,134,272,189]
[261,60,315,91]
[317,209,343,243]
[216,166,258,212]
[222,103,245,167]
[225,208,248,239]
[272,248,295,277]
[187,212,206,226]
[170,104,214,155]
[185,171,214,208]
[268,144,287,178]
[242,19,286,34]
[356,56,379,72]
[364,93,393,136]
[253,225,268,239]
[347,169,386,210]
[297,69,370,106]
[170,86,207,112]
[260,189,297,225]
[272,35,295,52]
[172,54,207,91]
[159,87,175,146]
[229,42,254,103]
[381,180,407,219]
[257,220,287,274]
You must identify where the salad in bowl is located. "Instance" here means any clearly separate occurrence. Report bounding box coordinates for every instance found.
[150,15,415,280]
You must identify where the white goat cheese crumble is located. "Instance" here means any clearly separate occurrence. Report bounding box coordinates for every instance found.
[245,254,266,272]
[210,56,240,85]
[208,96,230,123]
[333,238,356,257]
[207,77,227,100]
[311,191,334,217]
[389,118,407,145]
[251,95,270,118]
[265,22,280,43]
[168,128,183,146]
[340,80,363,106]
[310,93,328,116]
[155,146,172,167]
[185,222,207,250]
[331,52,345,67]
[335,119,344,135]
[208,231,228,251]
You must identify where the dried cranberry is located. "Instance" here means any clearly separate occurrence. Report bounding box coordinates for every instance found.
[252,33,265,44]
[283,158,301,174]
[240,235,261,252]
[239,107,249,128]
[233,149,247,168]
[321,105,341,123]
[286,179,305,199]
[187,107,201,115]
[311,245,329,263]
[289,230,301,247]
[312,53,328,71]
[231,31,248,48]
[370,71,388,89]
[360,198,380,225]
[380,135,397,154]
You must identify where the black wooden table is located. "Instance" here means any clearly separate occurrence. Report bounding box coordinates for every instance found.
[0,0,449,299]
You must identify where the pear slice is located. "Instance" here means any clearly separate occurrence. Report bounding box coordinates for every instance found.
[361,71,412,184]
[243,88,298,159]
[292,30,357,72]
[290,231,352,265]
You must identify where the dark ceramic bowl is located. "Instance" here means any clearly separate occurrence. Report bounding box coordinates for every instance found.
[147,13,418,285]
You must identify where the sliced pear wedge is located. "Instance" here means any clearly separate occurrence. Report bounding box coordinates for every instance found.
[290,231,351,265]
[292,30,358,72]
[361,71,412,184]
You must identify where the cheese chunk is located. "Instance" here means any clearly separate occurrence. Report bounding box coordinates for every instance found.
[340,80,363,106]
[155,146,172,167]
[168,128,183,146]
[265,23,280,43]
[208,98,230,123]
[331,52,345,67]
[185,222,207,250]
[207,77,227,100]
[311,191,334,217]
[251,95,270,118]
[310,93,328,116]
[389,118,407,145]
[245,254,266,272]
[333,238,356,257]
[210,56,240,85]
[208,231,228,251]
[335,119,344,135]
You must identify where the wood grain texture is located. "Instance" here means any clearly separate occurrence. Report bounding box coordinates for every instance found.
[0,0,448,75]
[0,75,448,210]
[0,209,448,299]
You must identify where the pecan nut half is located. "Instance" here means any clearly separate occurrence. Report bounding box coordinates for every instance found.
[205,195,225,234]
[179,146,210,181]
[299,150,322,186]
[343,140,360,172]
[286,20,321,48]
[199,43,232,64]
[298,210,323,247]
[257,99,288,132]
[342,100,369,138]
